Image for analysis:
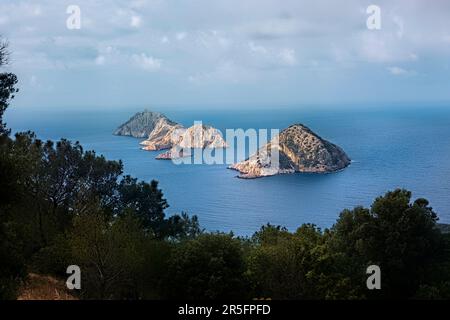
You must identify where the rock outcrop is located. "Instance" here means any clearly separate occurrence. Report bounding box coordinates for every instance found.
[155,149,191,160]
[141,122,228,157]
[114,110,169,138]
[115,110,227,160]
[174,123,228,149]
[230,124,350,178]
[140,118,183,151]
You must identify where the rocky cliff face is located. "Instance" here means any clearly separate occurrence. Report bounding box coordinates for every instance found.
[230,124,350,178]
[140,118,183,151]
[175,123,228,149]
[116,110,227,160]
[114,110,169,138]
[141,122,228,158]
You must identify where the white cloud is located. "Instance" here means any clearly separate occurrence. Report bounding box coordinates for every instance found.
[248,42,268,55]
[188,73,211,84]
[387,66,414,76]
[188,60,249,84]
[132,53,162,71]
[247,43,298,67]
[392,15,404,39]
[30,75,37,86]
[194,31,232,50]
[176,32,187,41]
[93,46,121,66]
[360,34,392,63]
[130,0,148,9]
[26,74,54,92]
[95,55,106,65]
[278,48,297,66]
[408,53,419,61]
[130,15,142,28]
[217,37,231,48]
[0,15,9,25]
[238,17,312,40]
[31,5,41,16]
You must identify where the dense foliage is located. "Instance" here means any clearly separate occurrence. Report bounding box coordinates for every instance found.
[1,40,450,300]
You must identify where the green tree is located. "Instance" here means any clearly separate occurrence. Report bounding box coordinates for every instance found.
[330,189,445,298]
[0,38,25,299]
[69,204,146,299]
[0,209,27,299]
[164,233,249,299]
[165,212,203,240]
[4,133,123,253]
[247,224,356,299]
[115,176,168,237]
[137,239,173,299]
[0,39,18,136]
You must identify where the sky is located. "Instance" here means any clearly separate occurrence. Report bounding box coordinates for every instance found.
[1,0,450,109]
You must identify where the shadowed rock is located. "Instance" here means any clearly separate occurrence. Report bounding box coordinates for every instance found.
[114,110,169,138]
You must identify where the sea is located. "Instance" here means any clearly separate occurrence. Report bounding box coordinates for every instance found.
[5,104,450,236]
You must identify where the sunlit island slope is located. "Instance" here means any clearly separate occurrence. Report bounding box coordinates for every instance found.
[229,124,351,179]
[114,110,227,160]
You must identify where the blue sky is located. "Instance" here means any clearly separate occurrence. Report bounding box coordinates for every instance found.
[1,0,450,109]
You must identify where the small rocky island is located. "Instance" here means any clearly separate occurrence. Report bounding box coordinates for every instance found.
[140,121,227,151]
[115,110,227,159]
[230,124,351,179]
[114,110,168,138]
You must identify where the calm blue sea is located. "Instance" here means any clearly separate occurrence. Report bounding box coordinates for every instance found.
[5,105,450,235]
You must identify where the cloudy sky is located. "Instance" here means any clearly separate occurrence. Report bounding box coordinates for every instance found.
[1,0,450,109]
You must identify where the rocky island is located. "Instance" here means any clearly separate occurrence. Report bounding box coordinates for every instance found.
[230,124,351,179]
[140,121,227,151]
[139,116,183,151]
[115,110,227,160]
[114,110,169,138]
